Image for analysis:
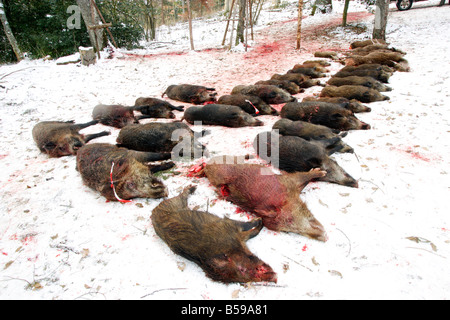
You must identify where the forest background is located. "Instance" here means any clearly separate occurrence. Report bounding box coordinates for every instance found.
[0,0,362,64]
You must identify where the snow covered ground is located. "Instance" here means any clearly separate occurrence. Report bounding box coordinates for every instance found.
[0,0,449,300]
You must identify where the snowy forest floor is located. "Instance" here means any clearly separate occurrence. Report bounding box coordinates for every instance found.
[0,0,449,300]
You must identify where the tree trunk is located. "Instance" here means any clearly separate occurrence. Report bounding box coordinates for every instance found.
[186,0,195,50]
[373,0,389,40]
[296,0,303,50]
[342,0,350,26]
[0,0,23,61]
[235,0,246,45]
[76,0,105,52]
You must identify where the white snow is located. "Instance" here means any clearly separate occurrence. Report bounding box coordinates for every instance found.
[0,0,449,300]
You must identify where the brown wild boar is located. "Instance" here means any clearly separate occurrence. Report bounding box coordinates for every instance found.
[327,76,392,92]
[162,84,217,104]
[273,118,354,154]
[280,101,371,131]
[203,156,328,241]
[151,185,277,284]
[302,96,371,113]
[254,79,302,95]
[254,132,358,188]
[92,104,153,128]
[182,104,264,127]
[116,122,207,159]
[32,120,110,158]
[320,85,390,103]
[76,143,173,201]
[231,84,296,104]
[217,94,279,115]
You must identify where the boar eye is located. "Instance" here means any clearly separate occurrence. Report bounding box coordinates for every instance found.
[151,182,161,188]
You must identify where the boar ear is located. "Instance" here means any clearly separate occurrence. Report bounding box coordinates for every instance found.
[307,157,322,168]
[331,113,344,120]
[236,219,263,241]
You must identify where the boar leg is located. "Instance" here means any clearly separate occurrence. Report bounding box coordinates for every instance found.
[84,131,111,143]
[72,120,99,131]
[131,151,172,163]
[148,162,176,174]
[288,168,327,191]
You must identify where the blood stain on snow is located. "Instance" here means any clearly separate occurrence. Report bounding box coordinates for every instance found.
[394,146,442,163]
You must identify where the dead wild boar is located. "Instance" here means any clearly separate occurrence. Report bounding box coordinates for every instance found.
[350,44,406,56]
[280,101,371,131]
[302,96,371,113]
[254,131,358,188]
[302,60,331,67]
[162,84,217,104]
[92,104,152,128]
[333,68,391,83]
[273,118,354,154]
[320,85,390,103]
[182,104,264,127]
[346,51,408,69]
[134,97,184,119]
[231,84,296,104]
[203,156,328,241]
[116,122,207,159]
[340,63,394,75]
[217,94,279,115]
[287,66,326,78]
[327,76,393,92]
[271,73,323,88]
[254,79,302,95]
[292,62,330,73]
[350,39,387,49]
[151,185,277,284]
[32,120,110,158]
[76,143,172,201]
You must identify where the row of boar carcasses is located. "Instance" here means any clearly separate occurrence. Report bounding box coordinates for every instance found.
[32,38,409,284]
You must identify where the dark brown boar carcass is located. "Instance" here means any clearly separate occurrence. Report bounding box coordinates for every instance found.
[162,84,217,104]
[327,76,393,92]
[116,122,207,159]
[302,96,371,113]
[182,104,264,127]
[203,156,328,242]
[280,101,371,131]
[92,104,154,128]
[254,131,358,188]
[217,94,279,115]
[320,85,390,103]
[151,185,277,284]
[254,79,303,95]
[32,120,110,158]
[272,118,354,154]
[76,143,172,201]
[134,97,184,119]
[231,84,296,104]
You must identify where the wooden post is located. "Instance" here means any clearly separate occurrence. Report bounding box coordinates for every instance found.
[90,0,118,48]
[186,0,195,50]
[222,0,236,46]
[0,0,23,61]
[296,0,304,50]
[342,0,350,26]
